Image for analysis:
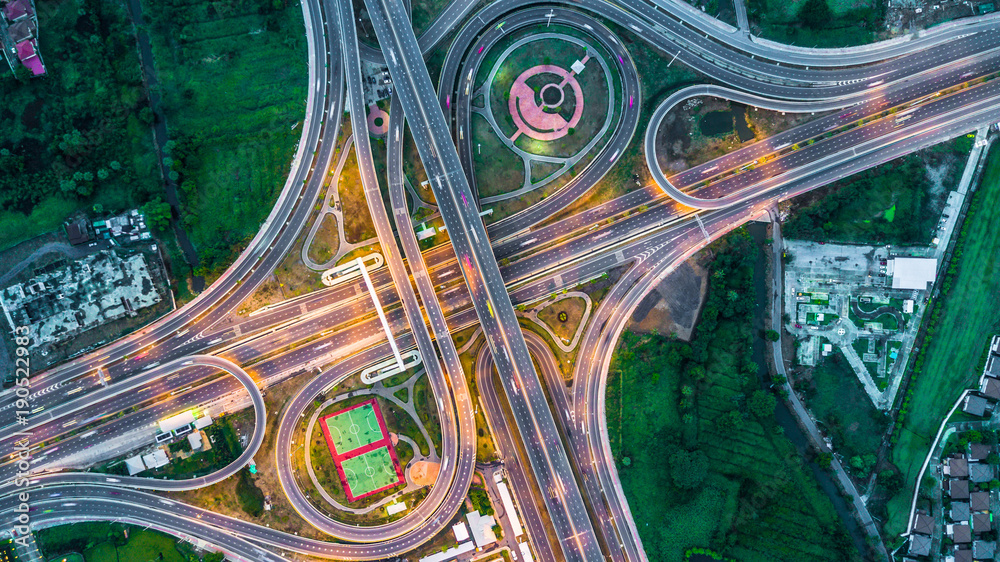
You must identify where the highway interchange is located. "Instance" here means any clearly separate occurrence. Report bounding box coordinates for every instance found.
[2,0,1000,560]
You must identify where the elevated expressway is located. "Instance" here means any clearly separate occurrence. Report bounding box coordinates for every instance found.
[3,0,1000,560]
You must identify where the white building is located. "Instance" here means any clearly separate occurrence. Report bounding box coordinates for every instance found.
[466,510,498,549]
[889,257,937,290]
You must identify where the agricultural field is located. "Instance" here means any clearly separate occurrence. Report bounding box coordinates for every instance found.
[141,0,308,277]
[782,135,972,245]
[607,230,858,561]
[885,143,1000,535]
[0,0,159,251]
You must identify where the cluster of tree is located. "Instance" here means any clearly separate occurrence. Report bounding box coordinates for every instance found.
[468,488,494,516]
[942,429,1000,458]
[611,228,863,560]
[0,0,160,222]
[236,468,265,517]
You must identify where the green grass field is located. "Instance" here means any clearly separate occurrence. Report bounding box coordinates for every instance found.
[746,0,882,47]
[47,555,84,562]
[324,402,384,456]
[885,144,1000,535]
[141,0,307,277]
[783,136,972,245]
[37,523,190,562]
[341,446,400,497]
[606,230,858,561]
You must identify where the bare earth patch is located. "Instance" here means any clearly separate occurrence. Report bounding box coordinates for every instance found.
[628,258,707,340]
[410,460,440,487]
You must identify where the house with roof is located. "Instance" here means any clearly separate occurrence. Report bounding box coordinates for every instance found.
[980,377,1000,401]
[908,533,932,557]
[973,512,992,535]
[950,522,973,544]
[970,490,990,512]
[946,548,972,562]
[973,540,995,560]
[0,0,45,77]
[969,443,992,463]
[985,352,1000,380]
[912,512,935,536]
[969,462,993,484]
[64,219,90,246]
[946,457,970,478]
[951,501,971,523]
[949,479,971,500]
[962,394,993,417]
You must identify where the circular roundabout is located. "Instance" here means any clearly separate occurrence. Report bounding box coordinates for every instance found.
[466,25,627,210]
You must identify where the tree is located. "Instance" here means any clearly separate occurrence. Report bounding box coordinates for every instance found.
[816,452,833,469]
[764,329,780,342]
[687,364,706,382]
[142,198,173,231]
[799,0,832,29]
[878,469,903,494]
[203,554,225,562]
[669,449,708,489]
[13,63,31,83]
[716,409,744,432]
[748,390,776,419]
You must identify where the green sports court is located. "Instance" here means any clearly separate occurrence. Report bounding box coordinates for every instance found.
[319,398,404,501]
[339,447,402,499]
[320,401,384,456]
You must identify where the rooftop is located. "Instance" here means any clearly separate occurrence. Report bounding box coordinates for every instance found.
[951,522,973,544]
[948,456,970,478]
[972,512,992,534]
[908,533,932,557]
[2,0,31,21]
[951,501,970,523]
[890,257,937,290]
[913,512,935,535]
[981,378,1000,401]
[969,462,993,483]
[974,540,996,559]
[963,394,991,417]
[969,443,992,462]
[970,490,990,511]
[949,479,971,500]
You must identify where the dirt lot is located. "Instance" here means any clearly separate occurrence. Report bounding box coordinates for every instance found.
[627,258,707,341]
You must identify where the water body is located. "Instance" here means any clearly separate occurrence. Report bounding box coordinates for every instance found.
[698,104,755,143]
[698,110,733,137]
[746,221,867,557]
[731,103,755,143]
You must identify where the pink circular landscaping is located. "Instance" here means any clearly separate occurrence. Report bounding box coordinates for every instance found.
[508,65,584,141]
